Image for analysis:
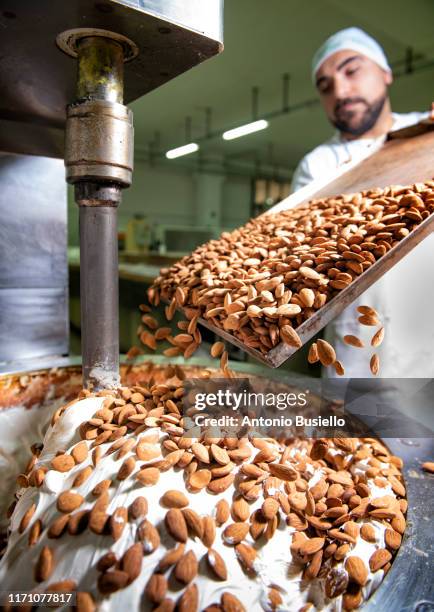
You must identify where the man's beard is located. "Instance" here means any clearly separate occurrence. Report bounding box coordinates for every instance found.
[332,94,388,137]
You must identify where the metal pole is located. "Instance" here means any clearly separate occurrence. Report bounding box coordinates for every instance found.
[77,36,124,103]
[65,34,133,390]
[79,202,119,388]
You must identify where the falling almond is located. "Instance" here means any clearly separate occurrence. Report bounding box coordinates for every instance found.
[316,339,336,367]
[371,327,385,347]
[370,354,380,376]
[308,342,319,364]
[343,335,364,348]
[357,305,379,318]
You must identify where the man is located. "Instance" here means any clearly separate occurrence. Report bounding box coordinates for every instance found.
[292,27,427,191]
[292,28,433,378]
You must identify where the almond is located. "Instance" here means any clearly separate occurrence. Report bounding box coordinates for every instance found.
[122,542,143,584]
[136,443,161,461]
[422,461,434,473]
[211,341,225,358]
[178,583,198,612]
[304,550,323,580]
[136,467,160,486]
[221,592,246,612]
[343,335,364,348]
[327,470,353,486]
[357,305,378,317]
[345,556,368,586]
[289,492,307,512]
[328,529,356,544]
[191,442,210,464]
[161,490,189,508]
[163,449,185,467]
[310,439,328,460]
[138,519,160,553]
[334,360,345,376]
[71,441,88,464]
[385,528,402,550]
[343,588,362,611]
[145,573,167,603]
[391,513,406,534]
[97,570,129,594]
[51,454,75,472]
[360,523,376,543]
[29,468,46,488]
[129,496,148,520]
[207,473,235,494]
[359,314,380,326]
[48,513,70,539]
[19,502,36,533]
[165,508,188,542]
[174,550,198,584]
[215,499,230,526]
[117,456,136,480]
[182,508,204,539]
[34,545,53,582]
[369,548,392,572]
[299,266,321,281]
[299,288,315,308]
[202,515,216,547]
[222,522,249,545]
[370,494,395,509]
[370,353,380,375]
[299,537,325,556]
[67,510,89,535]
[155,327,172,341]
[73,465,93,487]
[235,542,257,573]
[110,507,128,541]
[232,497,250,522]
[97,551,117,572]
[389,476,406,497]
[157,543,185,572]
[371,327,385,347]
[268,463,297,481]
[308,342,319,364]
[75,591,96,612]
[280,325,302,348]
[210,443,230,465]
[187,468,210,490]
[206,548,228,581]
[317,339,336,367]
[92,479,111,496]
[57,491,84,513]
[262,497,279,520]
[324,568,348,598]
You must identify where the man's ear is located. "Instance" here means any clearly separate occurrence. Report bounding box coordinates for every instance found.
[384,70,393,86]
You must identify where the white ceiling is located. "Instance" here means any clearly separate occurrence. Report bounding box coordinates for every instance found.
[130,0,434,178]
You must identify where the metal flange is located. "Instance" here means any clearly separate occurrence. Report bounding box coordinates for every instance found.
[65,100,133,187]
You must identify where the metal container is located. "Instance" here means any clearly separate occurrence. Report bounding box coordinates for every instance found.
[0,357,433,610]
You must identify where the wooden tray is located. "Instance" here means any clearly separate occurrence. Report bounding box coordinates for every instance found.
[183,128,434,367]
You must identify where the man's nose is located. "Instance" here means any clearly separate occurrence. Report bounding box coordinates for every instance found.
[334,75,352,100]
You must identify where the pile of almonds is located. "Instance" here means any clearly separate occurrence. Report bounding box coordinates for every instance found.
[146,182,434,360]
[8,366,408,611]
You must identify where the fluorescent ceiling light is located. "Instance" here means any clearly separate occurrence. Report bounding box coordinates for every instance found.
[166,143,199,159]
[223,119,268,141]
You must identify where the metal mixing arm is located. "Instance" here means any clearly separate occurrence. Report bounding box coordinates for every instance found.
[65,34,134,390]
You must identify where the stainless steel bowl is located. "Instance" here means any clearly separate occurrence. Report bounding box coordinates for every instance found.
[0,356,433,611]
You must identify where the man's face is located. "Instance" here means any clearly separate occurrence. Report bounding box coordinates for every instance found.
[315,50,393,137]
